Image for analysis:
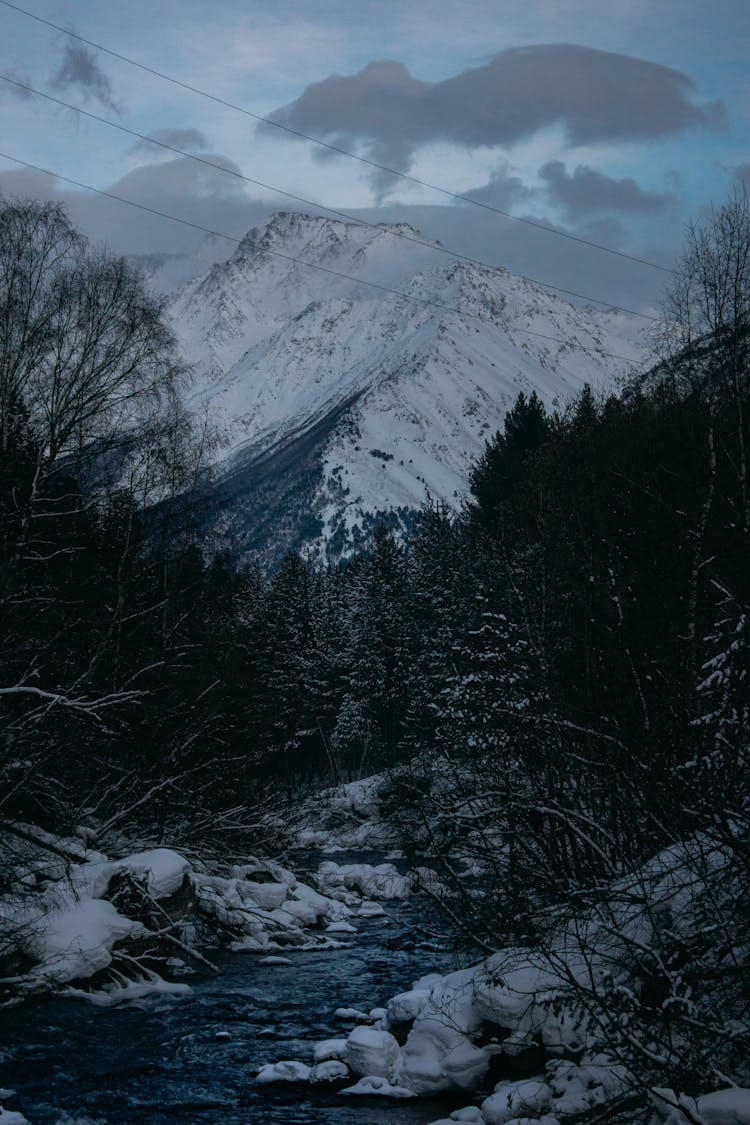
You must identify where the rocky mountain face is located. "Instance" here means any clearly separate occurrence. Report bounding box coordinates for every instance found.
[168,211,646,562]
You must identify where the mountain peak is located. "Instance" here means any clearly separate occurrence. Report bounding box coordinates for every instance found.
[170,211,647,563]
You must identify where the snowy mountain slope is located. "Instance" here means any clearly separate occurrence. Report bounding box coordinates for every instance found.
[170,212,646,559]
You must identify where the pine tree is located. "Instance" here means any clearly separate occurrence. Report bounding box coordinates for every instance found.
[469,389,549,533]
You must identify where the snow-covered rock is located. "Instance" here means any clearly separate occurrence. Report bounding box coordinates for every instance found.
[545,1058,627,1117]
[25,899,144,985]
[358,901,386,918]
[0,1107,29,1124]
[309,1060,350,1084]
[385,983,434,1027]
[235,881,288,911]
[255,1060,311,1084]
[334,1006,371,1023]
[195,866,350,952]
[313,1038,349,1063]
[107,849,191,899]
[480,1078,552,1124]
[316,861,414,900]
[695,1089,750,1125]
[345,1026,401,1080]
[341,1075,416,1098]
[426,1109,485,1125]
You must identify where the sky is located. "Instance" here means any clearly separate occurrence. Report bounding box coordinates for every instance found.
[0,0,748,312]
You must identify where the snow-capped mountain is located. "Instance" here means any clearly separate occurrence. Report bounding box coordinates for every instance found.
[170,212,646,560]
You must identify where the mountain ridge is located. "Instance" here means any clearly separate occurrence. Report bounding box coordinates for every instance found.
[167,211,647,561]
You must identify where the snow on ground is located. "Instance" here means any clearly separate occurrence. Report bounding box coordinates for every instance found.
[0,826,367,1003]
[256,835,750,1124]
[296,774,443,908]
[293,775,399,851]
[24,898,145,986]
[316,860,414,901]
[648,1087,750,1125]
[0,1107,29,1124]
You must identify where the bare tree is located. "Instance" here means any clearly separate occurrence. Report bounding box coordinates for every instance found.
[652,189,750,676]
[660,187,750,370]
[0,198,200,833]
[0,199,187,497]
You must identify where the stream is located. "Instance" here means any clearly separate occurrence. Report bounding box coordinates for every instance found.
[0,857,470,1124]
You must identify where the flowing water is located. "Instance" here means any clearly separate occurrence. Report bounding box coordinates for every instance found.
[0,863,470,1125]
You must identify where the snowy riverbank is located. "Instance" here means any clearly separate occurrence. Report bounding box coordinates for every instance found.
[0,806,446,1121]
[3,795,749,1125]
[256,829,750,1125]
[0,816,435,1009]
[0,848,458,1124]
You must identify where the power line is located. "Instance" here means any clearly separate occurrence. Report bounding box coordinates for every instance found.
[0,150,643,364]
[0,0,675,278]
[0,73,659,324]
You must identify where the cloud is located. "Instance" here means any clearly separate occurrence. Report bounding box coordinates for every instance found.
[1,69,34,99]
[358,200,672,312]
[0,166,58,200]
[0,157,677,313]
[108,153,246,205]
[128,128,211,161]
[463,164,534,209]
[540,161,674,218]
[0,154,269,261]
[49,42,119,112]
[263,44,727,181]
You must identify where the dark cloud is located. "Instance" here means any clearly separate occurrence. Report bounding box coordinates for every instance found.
[463,164,534,210]
[540,161,674,218]
[50,42,119,112]
[573,215,627,245]
[128,128,210,160]
[264,45,726,181]
[734,164,750,193]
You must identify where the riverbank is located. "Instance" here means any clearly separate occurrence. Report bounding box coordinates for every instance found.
[0,874,462,1124]
[4,786,750,1125]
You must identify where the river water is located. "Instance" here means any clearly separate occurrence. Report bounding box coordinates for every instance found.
[0,866,470,1124]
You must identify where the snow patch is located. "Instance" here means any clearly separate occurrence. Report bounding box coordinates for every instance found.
[341,1075,416,1098]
